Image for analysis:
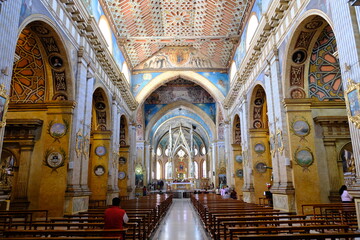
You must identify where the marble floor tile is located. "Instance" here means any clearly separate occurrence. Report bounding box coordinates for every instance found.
[151,199,211,240]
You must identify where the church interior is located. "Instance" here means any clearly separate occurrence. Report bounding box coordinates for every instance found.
[2,0,360,239]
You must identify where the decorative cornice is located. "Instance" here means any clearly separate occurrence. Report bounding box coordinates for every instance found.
[224,0,291,109]
[59,0,138,111]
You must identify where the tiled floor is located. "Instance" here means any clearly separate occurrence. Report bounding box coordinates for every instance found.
[151,199,211,240]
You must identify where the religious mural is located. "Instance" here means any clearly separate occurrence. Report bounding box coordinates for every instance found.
[134,46,224,72]
[144,79,216,125]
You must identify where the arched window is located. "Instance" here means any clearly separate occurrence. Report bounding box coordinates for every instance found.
[202,160,207,178]
[122,62,130,83]
[98,15,113,53]
[157,146,162,156]
[230,61,237,82]
[246,13,259,50]
[194,161,199,179]
[156,161,161,179]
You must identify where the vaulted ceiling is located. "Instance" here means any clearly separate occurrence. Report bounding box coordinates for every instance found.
[101,0,254,70]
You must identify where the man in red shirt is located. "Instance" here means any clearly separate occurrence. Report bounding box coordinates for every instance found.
[104,197,129,239]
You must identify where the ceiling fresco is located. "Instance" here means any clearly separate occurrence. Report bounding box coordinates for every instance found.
[101,0,253,69]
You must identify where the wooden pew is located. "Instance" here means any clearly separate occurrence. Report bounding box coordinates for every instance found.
[228,224,349,240]
[237,232,360,240]
[3,228,128,238]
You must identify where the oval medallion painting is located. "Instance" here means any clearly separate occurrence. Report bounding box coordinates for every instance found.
[95,146,106,156]
[235,155,243,163]
[47,152,64,168]
[118,171,126,180]
[292,120,310,137]
[50,123,66,138]
[295,149,313,167]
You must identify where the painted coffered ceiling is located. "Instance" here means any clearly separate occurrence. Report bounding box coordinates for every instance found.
[101,0,253,70]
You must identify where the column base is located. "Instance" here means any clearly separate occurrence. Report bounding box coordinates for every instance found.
[272,193,296,212]
[64,195,89,214]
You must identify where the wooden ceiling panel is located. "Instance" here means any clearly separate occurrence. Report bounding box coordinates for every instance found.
[103,0,252,70]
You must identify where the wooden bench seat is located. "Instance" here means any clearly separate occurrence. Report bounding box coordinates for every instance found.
[237,232,360,240]
[228,224,349,240]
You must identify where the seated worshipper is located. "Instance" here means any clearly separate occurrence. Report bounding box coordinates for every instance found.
[339,185,353,203]
[230,189,237,199]
[104,197,129,239]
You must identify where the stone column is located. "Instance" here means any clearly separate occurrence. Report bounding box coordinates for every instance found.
[107,99,120,204]
[64,47,92,214]
[223,121,234,187]
[0,0,22,156]
[211,142,217,186]
[267,47,295,212]
[11,141,35,208]
[145,142,151,184]
[128,123,137,197]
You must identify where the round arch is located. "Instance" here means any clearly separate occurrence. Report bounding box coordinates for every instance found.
[92,87,112,131]
[18,14,75,100]
[282,10,338,100]
[145,100,216,143]
[136,71,226,106]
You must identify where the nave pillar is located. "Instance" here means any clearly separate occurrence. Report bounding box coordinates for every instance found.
[264,50,295,212]
[106,100,121,204]
[283,99,321,213]
[210,142,217,187]
[64,48,93,214]
[145,142,152,184]
[89,130,112,201]
[248,129,271,204]
[0,0,22,155]
[128,123,137,198]
[223,121,234,187]
[239,99,255,203]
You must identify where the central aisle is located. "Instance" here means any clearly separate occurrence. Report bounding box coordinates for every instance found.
[151,198,210,240]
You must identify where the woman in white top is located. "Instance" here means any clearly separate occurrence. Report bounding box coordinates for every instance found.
[339,185,353,203]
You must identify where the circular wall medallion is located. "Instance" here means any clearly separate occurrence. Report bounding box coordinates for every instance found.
[235,155,243,163]
[95,102,106,110]
[253,120,262,129]
[292,50,307,64]
[94,165,105,176]
[254,98,263,106]
[95,146,106,156]
[118,171,126,180]
[295,149,314,167]
[236,169,244,178]
[255,162,267,173]
[254,143,265,154]
[119,157,126,164]
[292,120,310,137]
[50,123,66,138]
[49,55,63,68]
[47,152,64,168]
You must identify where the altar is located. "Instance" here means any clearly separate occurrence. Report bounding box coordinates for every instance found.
[169,182,194,190]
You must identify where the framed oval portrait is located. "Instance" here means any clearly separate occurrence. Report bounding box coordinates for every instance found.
[95,146,106,156]
[292,120,310,137]
[254,143,265,154]
[94,165,105,176]
[236,169,244,178]
[50,123,66,138]
[119,157,126,165]
[118,171,126,180]
[46,152,64,168]
[235,155,243,163]
[255,162,267,173]
[294,149,314,167]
